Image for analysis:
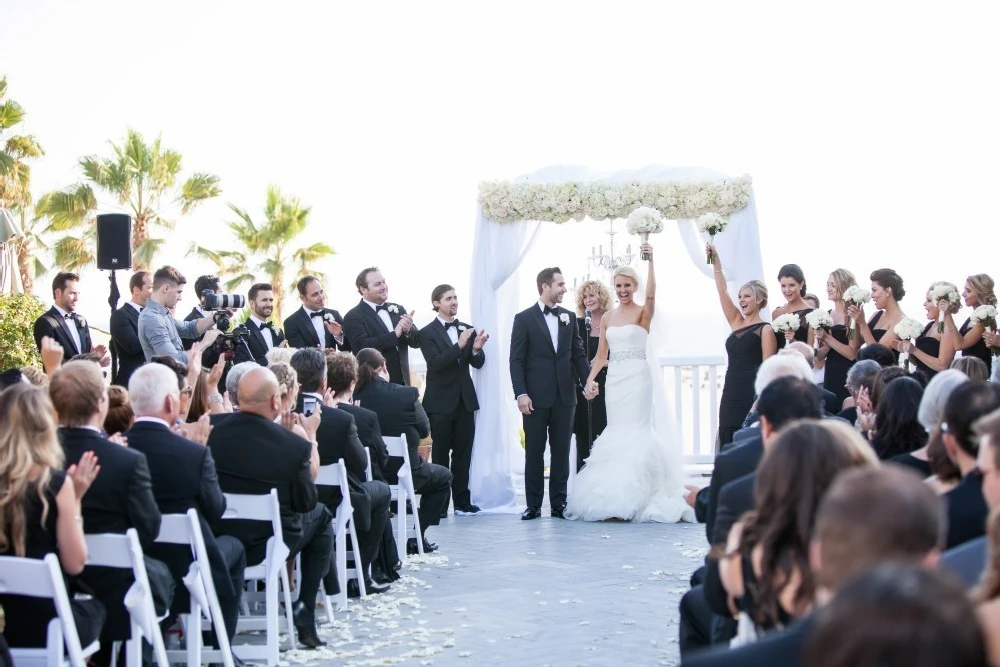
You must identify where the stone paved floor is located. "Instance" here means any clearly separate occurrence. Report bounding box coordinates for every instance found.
[274,505,706,667]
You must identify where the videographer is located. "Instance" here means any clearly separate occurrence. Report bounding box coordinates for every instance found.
[138,266,222,363]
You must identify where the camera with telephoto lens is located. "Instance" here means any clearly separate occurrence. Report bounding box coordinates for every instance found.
[201,289,249,357]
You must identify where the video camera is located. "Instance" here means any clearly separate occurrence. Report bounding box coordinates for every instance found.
[201,289,250,358]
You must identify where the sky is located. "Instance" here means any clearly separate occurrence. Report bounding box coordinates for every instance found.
[3,0,999,355]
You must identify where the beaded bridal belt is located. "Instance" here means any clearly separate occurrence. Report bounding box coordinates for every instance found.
[609,350,646,362]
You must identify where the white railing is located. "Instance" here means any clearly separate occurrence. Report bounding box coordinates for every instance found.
[658,355,727,466]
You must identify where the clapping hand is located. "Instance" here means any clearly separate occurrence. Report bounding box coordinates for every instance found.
[68,451,100,499]
[399,310,416,334]
[174,414,212,445]
[40,336,64,376]
[473,329,489,351]
[107,433,128,447]
[457,327,476,348]
[207,354,226,388]
[93,344,111,368]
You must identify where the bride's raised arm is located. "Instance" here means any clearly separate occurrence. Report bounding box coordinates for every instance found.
[586,316,610,387]
[640,242,656,328]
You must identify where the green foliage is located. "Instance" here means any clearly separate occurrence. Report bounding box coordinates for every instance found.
[0,75,44,209]
[0,293,46,368]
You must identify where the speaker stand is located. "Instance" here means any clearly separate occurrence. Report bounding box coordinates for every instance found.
[107,270,121,382]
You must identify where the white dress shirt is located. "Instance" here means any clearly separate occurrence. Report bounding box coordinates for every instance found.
[127,301,143,314]
[538,301,559,350]
[365,299,394,332]
[438,316,459,345]
[249,315,274,349]
[53,304,83,353]
[303,307,327,346]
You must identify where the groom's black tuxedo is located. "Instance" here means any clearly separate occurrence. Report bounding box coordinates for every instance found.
[234,318,286,366]
[33,306,93,362]
[510,302,590,510]
[283,306,349,351]
[343,299,420,386]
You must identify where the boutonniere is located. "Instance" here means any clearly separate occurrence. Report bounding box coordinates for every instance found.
[387,304,400,315]
[323,313,334,323]
[559,313,570,325]
[77,317,87,328]
[458,325,468,332]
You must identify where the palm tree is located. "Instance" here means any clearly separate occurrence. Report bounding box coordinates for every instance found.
[10,199,49,295]
[188,185,335,320]
[0,75,44,209]
[35,129,221,271]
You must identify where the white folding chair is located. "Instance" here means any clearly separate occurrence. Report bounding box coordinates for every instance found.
[0,553,101,667]
[364,447,373,483]
[85,530,169,667]
[386,435,423,562]
[221,489,297,663]
[316,459,367,610]
[155,510,234,667]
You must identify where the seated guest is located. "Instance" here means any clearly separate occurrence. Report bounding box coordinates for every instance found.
[890,369,967,480]
[289,349,392,596]
[857,342,897,368]
[975,409,1000,661]
[103,385,134,436]
[838,359,880,423]
[269,362,301,414]
[855,366,907,436]
[353,348,451,555]
[784,343,840,415]
[49,361,172,667]
[685,466,946,667]
[0,385,105,649]
[125,364,246,648]
[207,367,331,649]
[19,364,48,387]
[265,347,296,366]
[954,356,991,382]
[207,360,258,426]
[870,377,926,461]
[940,381,1000,549]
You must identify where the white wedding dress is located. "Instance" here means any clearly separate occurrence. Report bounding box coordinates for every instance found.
[566,324,695,523]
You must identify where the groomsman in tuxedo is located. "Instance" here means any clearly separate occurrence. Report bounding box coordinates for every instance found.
[109,270,152,386]
[343,267,420,385]
[510,267,591,520]
[182,275,222,351]
[418,284,488,516]
[33,271,110,365]
[284,275,349,351]
[235,283,287,365]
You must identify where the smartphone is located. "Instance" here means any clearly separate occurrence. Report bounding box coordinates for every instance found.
[301,395,319,417]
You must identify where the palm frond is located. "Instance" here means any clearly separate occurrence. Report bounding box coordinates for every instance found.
[134,237,166,269]
[33,257,47,278]
[52,235,95,272]
[179,173,221,214]
[4,134,43,159]
[0,100,26,131]
[292,242,336,265]
[35,184,97,231]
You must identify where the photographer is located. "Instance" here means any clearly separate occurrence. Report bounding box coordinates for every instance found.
[138,266,222,363]
[183,275,222,351]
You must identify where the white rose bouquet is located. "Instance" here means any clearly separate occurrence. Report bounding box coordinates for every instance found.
[805,310,834,349]
[697,213,729,264]
[626,206,664,260]
[842,286,871,340]
[971,305,999,356]
[929,282,960,333]
[771,313,802,343]
[894,316,926,371]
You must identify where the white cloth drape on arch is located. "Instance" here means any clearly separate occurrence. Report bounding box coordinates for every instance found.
[468,165,765,512]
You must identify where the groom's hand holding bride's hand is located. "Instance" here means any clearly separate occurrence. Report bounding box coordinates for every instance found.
[583,380,599,400]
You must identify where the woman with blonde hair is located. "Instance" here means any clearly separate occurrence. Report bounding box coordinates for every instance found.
[815,269,859,406]
[0,384,103,648]
[946,273,997,375]
[573,279,612,469]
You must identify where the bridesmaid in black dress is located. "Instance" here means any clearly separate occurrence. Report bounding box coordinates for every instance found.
[573,279,611,470]
[945,273,996,375]
[708,244,777,450]
[771,264,814,349]
[849,268,907,361]
[815,269,858,407]
[895,282,957,381]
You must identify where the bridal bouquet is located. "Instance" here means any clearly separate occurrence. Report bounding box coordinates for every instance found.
[842,285,871,340]
[697,213,729,264]
[929,281,961,333]
[971,305,1000,356]
[771,313,801,340]
[894,317,926,371]
[626,206,664,260]
[805,310,834,349]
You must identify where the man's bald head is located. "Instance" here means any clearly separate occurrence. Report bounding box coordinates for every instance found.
[237,367,281,418]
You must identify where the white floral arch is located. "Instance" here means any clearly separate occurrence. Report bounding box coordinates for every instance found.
[467,165,766,513]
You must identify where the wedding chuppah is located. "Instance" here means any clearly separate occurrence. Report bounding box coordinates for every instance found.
[466,165,767,514]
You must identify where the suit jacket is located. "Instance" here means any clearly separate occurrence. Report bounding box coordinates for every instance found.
[110,304,144,386]
[819,387,840,416]
[308,398,371,526]
[509,304,590,408]
[343,300,419,385]
[683,614,813,667]
[355,377,432,486]
[419,319,484,414]
[34,307,93,362]
[704,472,757,617]
[705,435,763,543]
[207,412,318,565]
[234,319,286,366]
[338,402,390,482]
[944,472,989,549]
[283,306,349,351]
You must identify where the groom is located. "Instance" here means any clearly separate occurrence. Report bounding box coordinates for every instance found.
[510,267,593,520]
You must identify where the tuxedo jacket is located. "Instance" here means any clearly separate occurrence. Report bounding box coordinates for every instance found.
[310,402,373,528]
[355,377,432,486]
[684,615,813,667]
[207,412,318,565]
[283,306,349,351]
[705,435,763,543]
[110,304,144,386]
[34,307,93,362]
[343,300,420,385]
[705,472,757,617]
[509,304,590,409]
[418,319,484,414]
[337,402,390,482]
[233,319,286,366]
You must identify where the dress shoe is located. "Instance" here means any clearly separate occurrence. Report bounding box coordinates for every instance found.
[550,504,567,519]
[521,506,542,520]
[371,568,397,586]
[291,600,326,649]
[406,537,439,554]
[348,578,391,598]
[455,504,481,515]
[439,509,449,519]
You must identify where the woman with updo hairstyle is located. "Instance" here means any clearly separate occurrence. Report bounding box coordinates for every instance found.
[815,269,859,406]
[771,264,814,349]
[573,279,612,469]
[850,268,907,360]
[707,243,778,449]
[946,273,997,375]
[895,281,959,380]
[103,385,134,436]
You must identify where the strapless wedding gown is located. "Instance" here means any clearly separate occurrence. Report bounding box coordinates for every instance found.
[566,324,695,523]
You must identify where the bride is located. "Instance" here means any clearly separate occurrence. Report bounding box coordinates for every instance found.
[566,242,695,523]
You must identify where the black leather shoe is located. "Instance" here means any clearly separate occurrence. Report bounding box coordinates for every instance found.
[406,537,439,554]
[551,504,567,519]
[292,600,326,649]
[439,509,449,519]
[371,569,396,586]
[455,504,481,515]
[347,578,391,598]
[521,506,542,520]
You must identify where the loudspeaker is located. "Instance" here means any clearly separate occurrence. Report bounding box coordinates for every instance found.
[96,214,133,270]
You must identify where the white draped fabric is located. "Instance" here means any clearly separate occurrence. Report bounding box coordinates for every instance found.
[0,209,26,296]
[468,165,765,512]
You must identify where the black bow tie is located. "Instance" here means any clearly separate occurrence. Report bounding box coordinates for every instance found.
[375,304,390,313]
[259,321,274,331]
[64,313,80,323]
[444,321,460,330]
[310,311,326,319]
[543,306,556,316]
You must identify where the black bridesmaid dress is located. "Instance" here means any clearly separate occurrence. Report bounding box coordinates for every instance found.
[774,308,814,350]
[912,321,940,379]
[960,317,994,375]
[867,310,900,362]
[718,322,772,449]
[573,318,608,470]
[823,318,853,407]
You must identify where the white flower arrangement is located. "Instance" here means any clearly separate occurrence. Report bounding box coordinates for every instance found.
[77,316,87,327]
[559,313,570,325]
[805,310,834,349]
[842,286,871,340]
[458,325,467,332]
[971,304,998,328]
[771,313,802,334]
[929,281,961,332]
[322,312,334,323]
[477,176,752,224]
[388,304,400,315]
[893,317,925,342]
[697,213,730,264]
[626,206,663,260]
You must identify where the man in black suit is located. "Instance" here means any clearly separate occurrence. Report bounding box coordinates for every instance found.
[509,267,591,521]
[684,467,945,666]
[784,342,841,414]
[418,284,488,516]
[33,271,110,365]
[181,275,222,351]
[235,282,287,365]
[125,363,246,647]
[343,267,419,385]
[207,366,331,648]
[289,349,391,595]
[49,360,171,667]
[109,270,152,386]
[354,356,451,554]
[284,275,349,352]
